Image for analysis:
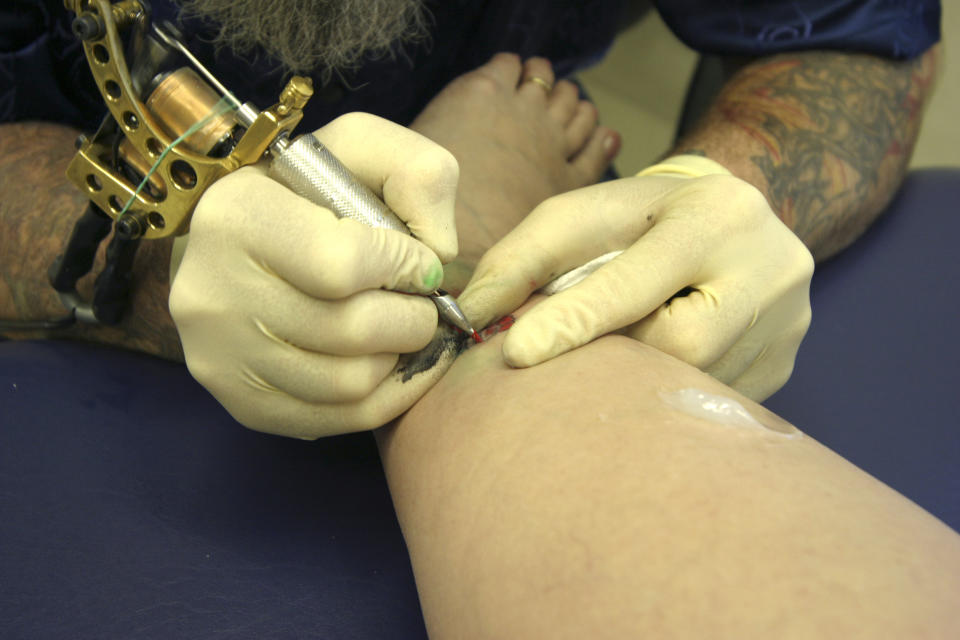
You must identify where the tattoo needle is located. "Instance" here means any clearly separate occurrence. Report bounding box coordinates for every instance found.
[432,290,482,342]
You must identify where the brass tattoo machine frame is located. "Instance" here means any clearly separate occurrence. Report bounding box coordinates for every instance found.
[53,0,314,324]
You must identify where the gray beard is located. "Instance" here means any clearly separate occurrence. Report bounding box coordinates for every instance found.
[180,0,429,80]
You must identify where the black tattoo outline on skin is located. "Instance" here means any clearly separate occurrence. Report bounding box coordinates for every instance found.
[396,325,470,382]
[395,314,518,383]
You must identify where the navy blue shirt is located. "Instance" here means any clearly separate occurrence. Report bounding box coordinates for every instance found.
[654,0,940,60]
[1,0,941,133]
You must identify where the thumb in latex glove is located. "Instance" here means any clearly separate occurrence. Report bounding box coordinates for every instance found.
[169,113,459,438]
[457,155,814,401]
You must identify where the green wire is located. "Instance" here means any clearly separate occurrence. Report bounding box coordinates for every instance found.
[119,97,238,219]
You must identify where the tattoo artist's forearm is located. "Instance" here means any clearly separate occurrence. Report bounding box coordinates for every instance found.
[675,47,939,260]
[0,122,183,360]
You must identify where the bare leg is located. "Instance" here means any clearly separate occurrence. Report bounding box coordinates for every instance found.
[411,53,620,282]
[377,302,960,639]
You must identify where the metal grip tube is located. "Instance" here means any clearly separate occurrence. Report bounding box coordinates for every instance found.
[265,132,477,336]
[268,133,411,234]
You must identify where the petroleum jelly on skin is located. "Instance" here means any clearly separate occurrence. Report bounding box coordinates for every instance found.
[659,388,800,438]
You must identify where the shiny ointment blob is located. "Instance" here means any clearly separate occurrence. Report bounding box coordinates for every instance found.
[659,388,800,438]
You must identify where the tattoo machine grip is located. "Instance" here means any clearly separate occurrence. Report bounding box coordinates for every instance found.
[267,133,475,335]
[268,133,411,233]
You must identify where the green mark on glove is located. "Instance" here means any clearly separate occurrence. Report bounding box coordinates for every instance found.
[422,261,444,291]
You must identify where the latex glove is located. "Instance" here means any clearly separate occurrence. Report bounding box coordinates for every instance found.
[169,113,459,438]
[457,155,814,401]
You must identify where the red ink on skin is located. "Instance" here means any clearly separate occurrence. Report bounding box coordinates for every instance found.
[734,121,781,161]
[456,315,517,348]
[480,315,515,341]
[718,104,782,162]
[752,87,807,120]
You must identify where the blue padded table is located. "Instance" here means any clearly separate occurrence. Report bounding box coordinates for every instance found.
[0,345,427,637]
[2,169,958,638]
[765,168,960,530]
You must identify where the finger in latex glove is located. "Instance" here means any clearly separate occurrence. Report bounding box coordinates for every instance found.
[169,113,461,437]
[458,155,814,401]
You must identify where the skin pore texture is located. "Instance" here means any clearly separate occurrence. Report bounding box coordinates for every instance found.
[376,298,960,639]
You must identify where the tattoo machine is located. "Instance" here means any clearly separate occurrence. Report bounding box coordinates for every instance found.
[52,0,474,337]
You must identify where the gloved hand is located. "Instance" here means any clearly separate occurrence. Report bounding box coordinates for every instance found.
[457,155,814,401]
[169,113,459,438]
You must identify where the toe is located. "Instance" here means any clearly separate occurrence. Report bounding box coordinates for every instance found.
[518,56,555,99]
[547,79,580,127]
[564,100,599,158]
[482,52,524,87]
[570,126,621,183]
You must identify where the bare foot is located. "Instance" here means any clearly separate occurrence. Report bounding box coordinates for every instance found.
[410,53,620,283]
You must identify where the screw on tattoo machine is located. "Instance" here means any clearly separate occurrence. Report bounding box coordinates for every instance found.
[51,0,475,339]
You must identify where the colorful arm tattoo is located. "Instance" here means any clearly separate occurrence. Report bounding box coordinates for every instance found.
[675,47,939,261]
